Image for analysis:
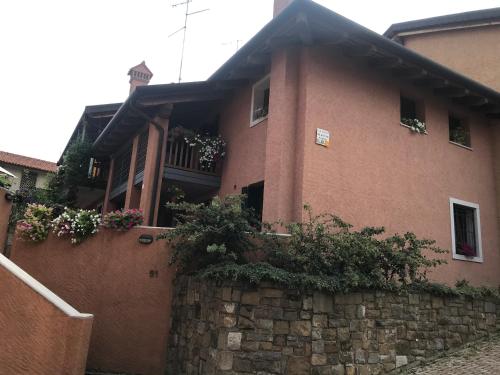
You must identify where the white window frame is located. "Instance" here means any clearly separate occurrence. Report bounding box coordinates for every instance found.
[449,197,483,263]
[250,75,270,127]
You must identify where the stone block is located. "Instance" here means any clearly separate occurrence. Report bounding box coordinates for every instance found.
[257,319,274,330]
[217,351,233,370]
[287,356,311,375]
[227,332,242,350]
[291,321,312,336]
[313,314,328,328]
[222,315,237,328]
[485,301,496,313]
[311,354,327,365]
[314,292,334,313]
[312,340,325,354]
[261,288,284,298]
[332,364,345,375]
[335,293,362,305]
[222,287,232,301]
[303,296,313,310]
[274,320,290,335]
[242,291,261,305]
[395,355,408,368]
[357,305,366,319]
[223,302,236,314]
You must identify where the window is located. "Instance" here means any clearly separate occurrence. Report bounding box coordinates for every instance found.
[19,169,37,191]
[250,76,270,126]
[449,115,471,148]
[450,198,482,262]
[400,95,425,124]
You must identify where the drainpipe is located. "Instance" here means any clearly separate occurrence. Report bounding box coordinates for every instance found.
[129,103,167,226]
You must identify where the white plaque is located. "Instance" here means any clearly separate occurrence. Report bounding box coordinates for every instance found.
[316,128,330,147]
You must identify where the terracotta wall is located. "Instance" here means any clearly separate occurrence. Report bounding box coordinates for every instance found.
[0,188,12,254]
[298,46,499,287]
[219,84,268,196]
[0,254,93,375]
[10,226,176,375]
[401,25,500,92]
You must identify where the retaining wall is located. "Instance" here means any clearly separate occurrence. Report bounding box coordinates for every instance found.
[167,277,500,375]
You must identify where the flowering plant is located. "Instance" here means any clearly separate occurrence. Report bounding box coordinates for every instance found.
[103,208,143,230]
[401,118,426,134]
[52,208,100,244]
[17,204,53,242]
[185,133,226,168]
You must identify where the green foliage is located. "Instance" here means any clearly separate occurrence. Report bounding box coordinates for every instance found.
[157,195,261,270]
[158,199,498,298]
[0,174,12,189]
[265,206,447,289]
[46,140,96,207]
[17,204,54,242]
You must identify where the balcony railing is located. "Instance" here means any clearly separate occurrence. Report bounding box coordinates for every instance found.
[165,138,220,176]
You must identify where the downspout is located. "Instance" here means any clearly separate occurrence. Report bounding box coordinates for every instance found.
[129,103,166,226]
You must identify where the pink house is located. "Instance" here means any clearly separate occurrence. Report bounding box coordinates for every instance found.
[61,0,500,286]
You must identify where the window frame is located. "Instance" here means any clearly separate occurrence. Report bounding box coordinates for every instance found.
[448,114,472,150]
[449,197,483,263]
[250,75,270,127]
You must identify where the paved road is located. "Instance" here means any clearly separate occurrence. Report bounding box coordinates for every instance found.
[406,335,500,375]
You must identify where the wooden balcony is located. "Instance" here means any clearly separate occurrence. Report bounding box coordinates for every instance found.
[164,138,221,188]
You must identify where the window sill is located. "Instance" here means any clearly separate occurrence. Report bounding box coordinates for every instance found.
[250,116,268,127]
[399,122,428,134]
[449,141,473,151]
[452,253,483,263]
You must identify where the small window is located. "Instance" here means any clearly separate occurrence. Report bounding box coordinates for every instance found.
[400,95,426,132]
[250,76,270,126]
[449,115,471,148]
[450,198,482,262]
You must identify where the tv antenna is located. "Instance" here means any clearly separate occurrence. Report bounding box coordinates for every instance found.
[222,39,243,52]
[169,0,209,83]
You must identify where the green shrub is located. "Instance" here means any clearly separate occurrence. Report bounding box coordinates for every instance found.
[156,198,500,296]
[264,206,447,289]
[157,195,261,270]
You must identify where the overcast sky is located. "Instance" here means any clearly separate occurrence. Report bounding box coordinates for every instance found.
[1,0,499,162]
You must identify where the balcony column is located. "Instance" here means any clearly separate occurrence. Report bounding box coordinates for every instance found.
[124,135,140,209]
[139,113,170,226]
[102,158,115,214]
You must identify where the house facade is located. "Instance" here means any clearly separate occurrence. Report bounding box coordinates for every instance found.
[64,0,500,286]
[0,151,57,192]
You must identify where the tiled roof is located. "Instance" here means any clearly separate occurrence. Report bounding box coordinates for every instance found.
[0,151,57,173]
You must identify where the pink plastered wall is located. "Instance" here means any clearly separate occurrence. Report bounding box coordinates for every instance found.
[297,46,499,287]
[218,84,268,196]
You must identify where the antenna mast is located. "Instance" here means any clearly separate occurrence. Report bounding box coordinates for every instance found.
[169,0,209,83]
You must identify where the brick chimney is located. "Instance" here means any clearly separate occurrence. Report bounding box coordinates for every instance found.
[128,61,153,94]
[273,0,294,17]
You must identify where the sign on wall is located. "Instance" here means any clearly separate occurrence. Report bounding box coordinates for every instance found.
[315,128,330,147]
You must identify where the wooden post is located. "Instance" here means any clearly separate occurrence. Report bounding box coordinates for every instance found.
[139,117,169,226]
[124,135,140,209]
[102,158,115,214]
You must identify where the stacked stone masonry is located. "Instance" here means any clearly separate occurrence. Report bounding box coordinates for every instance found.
[167,277,500,374]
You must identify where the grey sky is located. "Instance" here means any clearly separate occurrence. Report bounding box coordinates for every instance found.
[1,0,499,162]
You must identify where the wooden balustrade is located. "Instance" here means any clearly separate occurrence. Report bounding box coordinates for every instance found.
[165,138,220,176]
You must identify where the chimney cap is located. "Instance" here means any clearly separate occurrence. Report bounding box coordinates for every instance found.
[127,61,153,82]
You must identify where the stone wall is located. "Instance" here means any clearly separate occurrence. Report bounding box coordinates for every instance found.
[167,277,500,375]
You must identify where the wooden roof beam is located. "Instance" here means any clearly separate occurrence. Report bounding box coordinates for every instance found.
[434,86,470,98]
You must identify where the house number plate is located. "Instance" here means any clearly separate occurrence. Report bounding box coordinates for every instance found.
[316,128,330,147]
